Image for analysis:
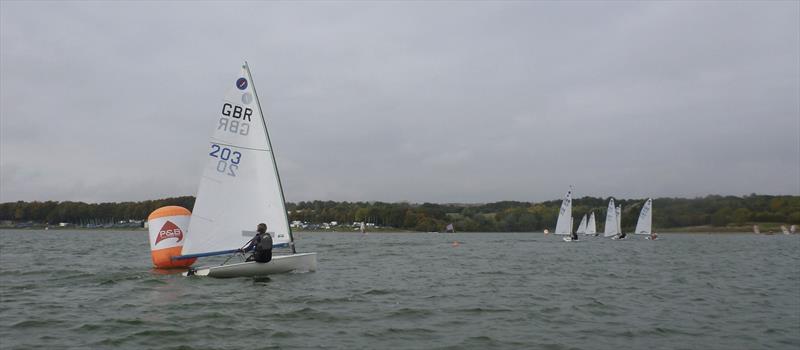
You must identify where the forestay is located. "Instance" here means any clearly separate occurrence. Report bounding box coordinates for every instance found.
[554,189,573,235]
[182,64,292,256]
[603,199,618,237]
[634,198,652,235]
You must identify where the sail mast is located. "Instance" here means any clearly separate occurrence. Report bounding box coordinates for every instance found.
[244,61,296,254]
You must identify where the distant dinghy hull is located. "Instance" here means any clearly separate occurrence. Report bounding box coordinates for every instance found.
[184,253,317,278]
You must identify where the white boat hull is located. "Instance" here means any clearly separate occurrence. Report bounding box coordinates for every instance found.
[184,252,317,278]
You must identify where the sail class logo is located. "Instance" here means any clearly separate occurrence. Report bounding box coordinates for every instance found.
[236,77,248,90]
[155,221,183,245]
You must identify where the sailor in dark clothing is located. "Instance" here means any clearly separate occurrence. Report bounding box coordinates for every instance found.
[241,223,273,263]
[570,230,578,241]
[617,231,627,240]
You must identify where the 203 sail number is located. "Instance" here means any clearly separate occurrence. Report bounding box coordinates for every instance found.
[210,144,241,177]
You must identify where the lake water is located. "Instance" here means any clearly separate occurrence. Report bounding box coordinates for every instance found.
[1,230,798,349]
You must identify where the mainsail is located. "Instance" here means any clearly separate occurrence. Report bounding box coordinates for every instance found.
[554,189,573,235]
[181,63,292,257]
[603,199,617,237]
[635,198,653,235]
[585,212,597,235]
[576,214,587,234]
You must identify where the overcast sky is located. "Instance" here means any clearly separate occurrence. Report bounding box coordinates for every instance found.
[1,1,798,204]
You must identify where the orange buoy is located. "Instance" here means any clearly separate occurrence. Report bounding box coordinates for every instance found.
[147,206,196,268]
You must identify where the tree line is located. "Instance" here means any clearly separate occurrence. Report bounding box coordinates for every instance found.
[1,194,797,232]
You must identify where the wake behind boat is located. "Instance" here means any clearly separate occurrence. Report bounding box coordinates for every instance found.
[149,62,317,278]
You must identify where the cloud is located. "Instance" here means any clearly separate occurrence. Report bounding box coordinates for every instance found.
[1,1,798,203]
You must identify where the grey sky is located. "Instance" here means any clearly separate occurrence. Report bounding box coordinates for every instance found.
[1,1,798,203]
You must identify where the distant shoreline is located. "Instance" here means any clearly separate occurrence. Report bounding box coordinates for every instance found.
[0,226,786,234]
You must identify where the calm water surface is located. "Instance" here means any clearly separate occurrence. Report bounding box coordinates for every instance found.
[1,230,798,349]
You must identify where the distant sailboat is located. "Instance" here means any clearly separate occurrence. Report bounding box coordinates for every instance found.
[555,188,578,242]
[555,188,573,236]
[576,214,588,235]
[753,225,761,234]
[603,199,618,238]
[445,223,456,233]
[791,225,797,234]
[781,225,790,235]
[586,212,597,236]
[360,221,367,234]
[635,198,655,239]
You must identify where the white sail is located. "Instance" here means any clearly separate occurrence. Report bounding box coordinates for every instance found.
[182,64,292,256]
[753,225,760,234]
[554,189,573,235]
[616,205,622,235]
[634,198,653,235]
[576,214,587,234]
[585,212,597,235]
[603,199,617,237]
[781,225,790,235]
[360,221,366,234]
[791,225,797,234]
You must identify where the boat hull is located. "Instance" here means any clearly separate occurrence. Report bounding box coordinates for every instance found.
[185,252,317,278]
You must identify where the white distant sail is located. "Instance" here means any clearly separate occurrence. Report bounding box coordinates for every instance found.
[554,189,573,235]
[616,205,622,235]
[791,225,797,234]
[781,225,790,235]
[585,212,597,235]
[603,199,618,237]
[182,64,292,256]
[360,221,366,234]
[635,198,653,235]
[753,225,760,234]
[576,214,587,234]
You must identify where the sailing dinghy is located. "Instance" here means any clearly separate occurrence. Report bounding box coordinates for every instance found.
[603,199,618,238]
[176,62,317,278]
[555,188,577,242]
[576,214,587,235]
[611,205,626,240]
[585,212,597,236]
[634,198,656,239]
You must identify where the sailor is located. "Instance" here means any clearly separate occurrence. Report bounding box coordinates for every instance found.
[570,230,578,241]
[617,231,627,240]
[241,223,273,263]
[650,232,658,240]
